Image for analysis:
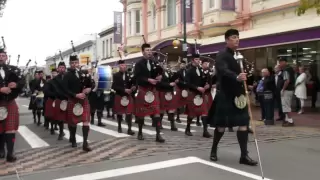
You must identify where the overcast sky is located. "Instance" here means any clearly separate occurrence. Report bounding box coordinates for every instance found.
[0,0,122,66]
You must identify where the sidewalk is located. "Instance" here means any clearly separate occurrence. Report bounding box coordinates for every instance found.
[250,106,320,131]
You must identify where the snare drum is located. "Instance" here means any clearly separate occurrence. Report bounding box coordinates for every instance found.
[95,66,113,90]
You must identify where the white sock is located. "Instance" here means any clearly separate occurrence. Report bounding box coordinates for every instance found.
[287,118,293,123]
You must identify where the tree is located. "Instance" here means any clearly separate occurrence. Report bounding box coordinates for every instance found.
[296,0,320,16]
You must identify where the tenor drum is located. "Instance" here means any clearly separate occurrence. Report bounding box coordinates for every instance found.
[95,66,113,90]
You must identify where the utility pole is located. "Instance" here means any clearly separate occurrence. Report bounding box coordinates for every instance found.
[182,0,188,62]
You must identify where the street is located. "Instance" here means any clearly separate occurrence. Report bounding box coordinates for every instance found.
[0,97,320,180]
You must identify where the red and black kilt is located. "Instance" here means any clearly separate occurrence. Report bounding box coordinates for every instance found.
[52,99,67,122]
[175,87,188,107]
[185,91,208,117]
[0,100,19,133]
[159,91,177,111]
[113,95,134,115]
[204,91,213,109]
[44,98,54,119]
[134,86,160,117]
[66,98,90,125]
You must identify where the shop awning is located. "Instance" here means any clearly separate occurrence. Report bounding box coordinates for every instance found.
[200,16,320,54]
[98,52,142,66]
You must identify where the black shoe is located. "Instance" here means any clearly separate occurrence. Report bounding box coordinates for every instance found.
[127,130,135,136]
[6,155,17,163]
[185,129,193,136]
[71,141,77,148]
[176,118,181,123]
[0,151,5,159]
[98,122,106,127]
[83,142,92,152]
[156,134,165,143]
[210,149,218,162]
[196,121,202,126]
[58,134,64,140]
[203,131,212,138]
[239,155,258,166]
[50,129,55,135]
[137,133,144,140]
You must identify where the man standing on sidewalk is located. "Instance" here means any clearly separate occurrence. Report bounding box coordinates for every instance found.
[278,57,295,127]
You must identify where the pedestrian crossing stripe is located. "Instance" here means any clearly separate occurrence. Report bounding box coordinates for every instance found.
[15,116,211,150]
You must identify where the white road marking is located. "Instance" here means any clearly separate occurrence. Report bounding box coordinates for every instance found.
[89,122,129,138]
[18,126,50,148]
[101,119,160,135]
[155,116,215,130]
[53,156,272,180]
[22,105,29,108]
[143,121,196,133]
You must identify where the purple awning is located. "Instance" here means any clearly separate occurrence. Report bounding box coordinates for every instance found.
[200,27,320,54]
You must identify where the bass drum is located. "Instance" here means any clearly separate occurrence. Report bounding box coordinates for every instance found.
[94,66,113,90]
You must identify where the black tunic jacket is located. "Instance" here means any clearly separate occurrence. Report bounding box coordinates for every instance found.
[185,65,205,94]
[112,71,134,96]
[0,65,25,101]
[134,58,157,87]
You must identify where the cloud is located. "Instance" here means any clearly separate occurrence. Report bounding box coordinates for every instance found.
[0,0,122,66]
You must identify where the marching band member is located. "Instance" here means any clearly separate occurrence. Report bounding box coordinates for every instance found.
[62,54,93,151]
[156,63,177,131]
[0,47,25,162]
[34,70,46,126]
[89,69,106,127]
[111,60,135,135]
[184,54,212,138]
[134,43,165,142]
[209,29,257,165]
[51,61,68,140]
[43,70,58,134]
[175,60,188,123]
[201,59,214,110]
[28,71,40,123]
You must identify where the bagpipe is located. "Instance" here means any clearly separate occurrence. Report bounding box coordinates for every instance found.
[71,40,92,89]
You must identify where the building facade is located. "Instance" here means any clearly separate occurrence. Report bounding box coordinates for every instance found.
[45,40,95,71]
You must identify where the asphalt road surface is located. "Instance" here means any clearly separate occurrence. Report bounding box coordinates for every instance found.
[0,97,319,180]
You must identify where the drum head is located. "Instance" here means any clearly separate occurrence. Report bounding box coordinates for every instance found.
[165,92,173,101]
[120,96,129,106]
[96,66,113,90]
[193,95,203,106]
[60,100,68,111]
[145,91,155,103]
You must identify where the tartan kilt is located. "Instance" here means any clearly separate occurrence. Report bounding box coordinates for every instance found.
[159,91,177,111]
[175,87,188,107]
[113,94,134,114]
[204,91,213,109]
[210,90,250,127]
[44,98,55,119]
[185,91,208,117]
[52,99,67,122]
[66,98,90,125]
[134,86,160,117]
[0,100,19,132]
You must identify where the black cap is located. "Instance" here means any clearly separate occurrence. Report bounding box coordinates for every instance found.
[51,68,57,72]
[224,29,239,39]
[46,75,51,79]
[192,53,200,58]
[141,43,151,51]
[118,60,125,65]
[277,56,287,62]
[69,54,79,61]
[180,60,187,64]
[58,61,66,67]
[37,70,43,73]
[0,48,5,53]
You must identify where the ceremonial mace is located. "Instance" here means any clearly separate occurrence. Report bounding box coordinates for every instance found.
[236,52,265,179]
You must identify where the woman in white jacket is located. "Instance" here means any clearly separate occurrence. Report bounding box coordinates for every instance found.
[295,66,308,114]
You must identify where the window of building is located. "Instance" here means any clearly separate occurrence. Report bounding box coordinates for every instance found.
[167,0,176,26]
[106,40,109,57]
[135,10,140,34]
[209,0,215,8]
[102,41,105,58]
[110,38,113,57]
[128,11,131,35]
[152,4,156,30]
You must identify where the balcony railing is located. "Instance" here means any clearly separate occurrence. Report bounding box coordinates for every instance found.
[0,0,7,17]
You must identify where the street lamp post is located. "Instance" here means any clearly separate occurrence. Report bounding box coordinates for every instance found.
[182,0,188,62]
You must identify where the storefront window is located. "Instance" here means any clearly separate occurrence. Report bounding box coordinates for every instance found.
[297,41,319,77]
